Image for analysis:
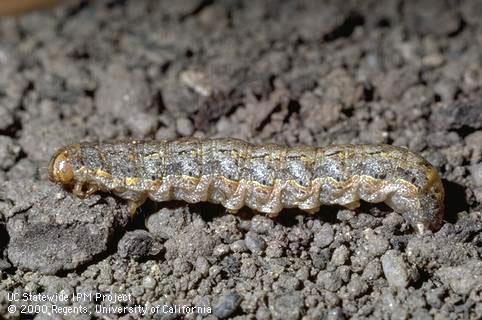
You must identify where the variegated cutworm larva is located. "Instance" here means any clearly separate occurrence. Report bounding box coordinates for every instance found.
[48,138,444,233]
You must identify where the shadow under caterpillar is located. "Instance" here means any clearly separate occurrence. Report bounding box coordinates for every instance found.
[48,138,444,233]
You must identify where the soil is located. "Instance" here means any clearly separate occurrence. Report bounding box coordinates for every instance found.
[0,0,482,319]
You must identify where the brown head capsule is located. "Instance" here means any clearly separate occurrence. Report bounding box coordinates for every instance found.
[48,148,75,186]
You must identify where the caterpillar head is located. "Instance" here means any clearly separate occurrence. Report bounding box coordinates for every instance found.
[48,145,79,186]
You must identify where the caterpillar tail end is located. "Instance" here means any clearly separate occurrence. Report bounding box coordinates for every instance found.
[410,172,445,234]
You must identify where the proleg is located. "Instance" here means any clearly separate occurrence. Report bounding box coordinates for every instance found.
[48,138,445,233]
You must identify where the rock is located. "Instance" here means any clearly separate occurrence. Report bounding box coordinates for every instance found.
[4,180,128,274]
[470,164,482,187]
[213,243,230,257]
[161,74,202,116]
[326,307,345,320]
[270,293,304,320]
[466,131,482,163]
[406,236,477,269]
[317,270,343,292]
[230,239,247,253]
[244,231,267,254]
[430,100,482,131]
[125,111,158,138]
[213,291,242,319]
[163,221,216,260]
[155,125,177,140]
[273,273,301,291]
[362,229,389,257]
[142,276,157,289]
[117,230,162,260]
[362,259,383,281]
[381,250,412,288]
[346,276,368,298]
[265,240,284,258]
[426,287,444,309]
[145,207,191,239]
[175,117,194,136]
[331,245,350,266]
[436,260,482,295]
[312,223,334,248]
[250,215,275,234]
[256,306,271,320]
[195,256,210,277]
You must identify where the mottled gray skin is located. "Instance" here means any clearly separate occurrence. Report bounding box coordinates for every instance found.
[49,138,444,233]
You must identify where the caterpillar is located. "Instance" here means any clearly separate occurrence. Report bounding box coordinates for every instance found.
[48,138,444,233]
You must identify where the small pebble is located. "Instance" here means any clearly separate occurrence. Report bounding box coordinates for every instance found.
[245,232,267,254]
[273,273,301,291]
[172,258,192,274]
[117,230,162,260]
[426,287,444,309]
[230,240,247,253]
[126,111,158,137]
[130,285,144,297]
[331,245,350,266]
[346,276,368,298]
[176,117,194,136]
[142,276,157,289]
[250,215,275,234]
[213,292,242,319]
[313,223,334,248]
[266,241,284,258]
[470,164,482,186]
[363,229,389,256]
[381,250,410,288]
[195,257,210,276]
[155,126,177,140]
[255,306,271,320]
[270,293,303,320]
[317,271,343,292]
[213,244,230,256]
[326,307,345,320]
[362,259,383,281]
[435,260,482,295]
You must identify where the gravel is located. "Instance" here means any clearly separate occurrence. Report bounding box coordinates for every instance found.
[117,230,163,260]
[244,231,267,254]
[435,260,482,295]
[213,292,242,319]
[381,250,412,289]
[470,163,482,186]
